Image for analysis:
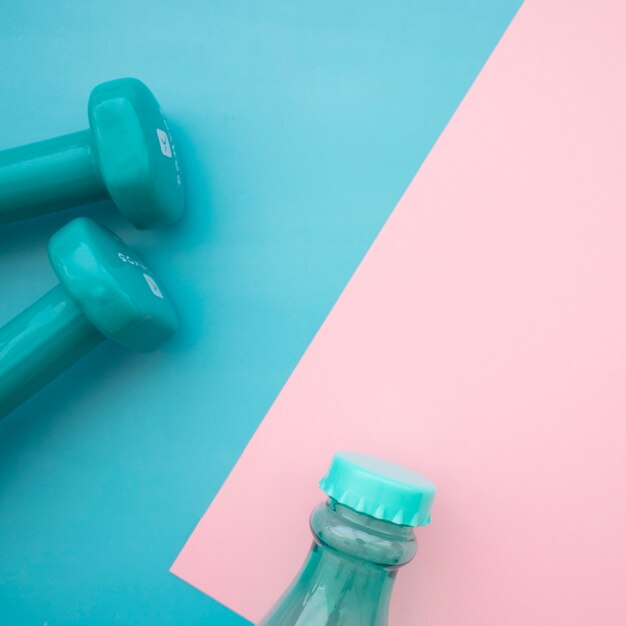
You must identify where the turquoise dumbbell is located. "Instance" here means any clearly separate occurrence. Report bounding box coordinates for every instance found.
[0,78,184,228]
[0,217,178,418]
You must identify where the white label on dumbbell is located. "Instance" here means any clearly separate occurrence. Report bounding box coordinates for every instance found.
[118,252,148,271]
[143,273,164,299]
[156,128,172,158]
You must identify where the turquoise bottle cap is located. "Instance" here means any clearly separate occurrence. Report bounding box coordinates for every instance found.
[319,451,436,527]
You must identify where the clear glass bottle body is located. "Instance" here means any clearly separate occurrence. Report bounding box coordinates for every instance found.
[259,499,417,626]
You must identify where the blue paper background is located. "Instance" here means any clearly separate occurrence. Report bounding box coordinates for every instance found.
[0,1,521,623]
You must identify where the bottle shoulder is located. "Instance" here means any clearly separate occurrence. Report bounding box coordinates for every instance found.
[259,544,392,626]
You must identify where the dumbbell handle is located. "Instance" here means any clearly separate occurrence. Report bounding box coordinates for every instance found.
[0,284,104,418]
[0,130,108,223]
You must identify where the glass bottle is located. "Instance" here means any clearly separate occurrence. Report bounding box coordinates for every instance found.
[259,451,436,626]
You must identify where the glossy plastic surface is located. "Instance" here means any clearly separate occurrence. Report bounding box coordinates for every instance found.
[320,451,436,527]
[88,78,185,229]
[0,78,184,228]
[49,217,178,351]
[259,501,417,626]
[0,218,178,418]
[0,130,108,223]
[0,285,104,418]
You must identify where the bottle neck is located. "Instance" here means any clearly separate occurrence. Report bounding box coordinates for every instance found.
[312,499,417,568]
[260,500,416,626]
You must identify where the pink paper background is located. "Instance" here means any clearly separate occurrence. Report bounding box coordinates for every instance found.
[173,1,626,623]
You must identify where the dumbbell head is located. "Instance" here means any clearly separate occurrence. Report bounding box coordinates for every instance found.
[88,78,185,229]
[49,217,178,351]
